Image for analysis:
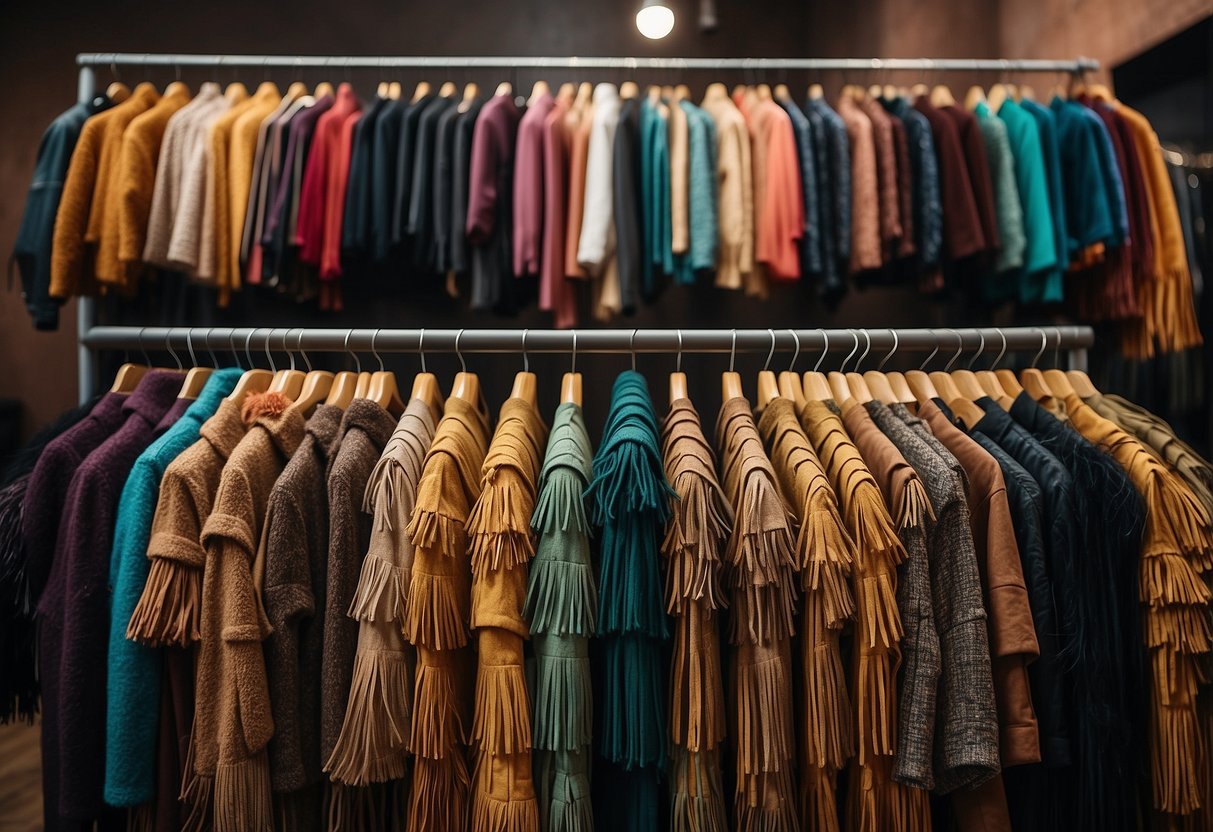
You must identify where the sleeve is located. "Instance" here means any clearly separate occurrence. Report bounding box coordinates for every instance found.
[117,128,157,265]
[465,111,499,244]
[576,114,614,270]
[261,493,317,786]
[50,123,102,299]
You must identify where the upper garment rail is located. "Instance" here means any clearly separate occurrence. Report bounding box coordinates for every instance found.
[76,53,1101,73]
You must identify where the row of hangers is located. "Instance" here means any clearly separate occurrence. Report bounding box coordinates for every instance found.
[707,328,1096,428]
[106,328,584,425]
[107,326,1089,429]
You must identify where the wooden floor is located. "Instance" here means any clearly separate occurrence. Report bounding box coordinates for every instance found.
[0,721,42,830]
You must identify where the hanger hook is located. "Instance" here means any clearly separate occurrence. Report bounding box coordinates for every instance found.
[203,327,218,368]
[1030,329,1047,368]
[184,329,197,369]
[728,329,737,373]
[1052,328,1062,368]
[344,329,362,374]
[521,329,529,373]
[944,329,964,371]
[417,328,427,374]
[878,329,898,371]
[371,329,385,373]
[919,330,941,370]
[787,329,800,372]
[264,329,277,373]
[296,329,312,373]
[968,329,986,370]
[763,328,777,371]
[165,328,183,370]
[631,328,638,372]
[814,329,830,373]
[228,329,243,370]
[570,330,577,375]
[675,329,683,373]
[840,330,860,373]
[245,329,258,369]
[991,328,1008,371]
[282,329,296,372]
[455,329,467,373]
[856,330,872,372]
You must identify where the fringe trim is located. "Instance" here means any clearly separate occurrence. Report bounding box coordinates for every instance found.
[669,606,726,753]
[471,790,540,832]
[401,570,468,651]
[799,493,856,630]
[534,651,594,752]
[587,437,676,524]
[213,753,274,832]
[846,760,930,832]
[363,450,411,528]
[470,531,535,577]
[325,649,412,786]
[855,573,902,651]
[803,600,853,770]
[405,507,465,555]
[525,557,597,637]
[1152,701,1205,815]
[849,484,907,567]
[127,801,154,832]
[348,552,408,623]
[550,771,596,832]
[733,770,799,832]
[472,663,533,756]
[407,755,469,832]
[800,765,840,832]
[670,748,727,832]
[1145,606,1212,656]
[854,650,898,763]
[1141,472,1213,564]
[468,471,537,574]
[663,472,731,613]
[1141,552,1213,608]
[734,649,794,776]
[410,662,465,760]
[895,478,934,531]
[179,767,213,832]
[126,559,201,647]
[531,467,590,537]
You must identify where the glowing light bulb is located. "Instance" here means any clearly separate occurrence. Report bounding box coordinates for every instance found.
[636,2,674,39]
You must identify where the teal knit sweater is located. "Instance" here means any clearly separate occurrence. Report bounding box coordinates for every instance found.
[104,369,240,806]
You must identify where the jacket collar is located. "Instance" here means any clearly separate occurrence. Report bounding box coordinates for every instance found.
[123,369,185,425]
[199,398,249,462]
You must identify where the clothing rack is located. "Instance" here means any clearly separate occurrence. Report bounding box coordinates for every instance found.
[79,325,1093,388]
[71,51,1101,401]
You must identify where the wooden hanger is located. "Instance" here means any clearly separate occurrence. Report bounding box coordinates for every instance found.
[668,372,688,405]
[364,331,405,416]
[286,371,333,418]
[1042,369,1077,399]
[721,330,743,401]
[353,371,372,400]
[963,85,986,110]
[325,371,359,409]
[910,82,929,99]
[756,371,779,410]
[266,332,306,402]
[1087,82,1114,101]
[225,82,249,101]
[437,81,457,98]
[803,331,834,401]
[526,79,550,105]
[928,331,966,402]
[826,331,861,404]
[388,81,403,100]
[176,330,212,400]
[412,81,432,102]
[376,81,390,99]
[1019,84,1036,102]
[105,81,130,104]
[410,373,444,421]
[1019,330,1056,401]
[557,82,576,102]
[313,81,334,99]
[905,333,942,403]
[882,83,898,100]
[111,363,148,394]
[704,82,730,103]
[947,331,989,401]
[949,397,989,430]
[494,79,512,97]
[862,330,899,404]
[930,84,957,107]
[226,368,273,406]
[575,81,594,108]
[807,82,825,100]
[511,332,538,407]
[620,81,639,99]
[987,83,1008,112]
[778,372,806,407]
[451,332,480,404]
[561,372,583,405]
[975,329,1010,400]
[161,80,190,99]
[1066,370,1098,397]
[756,83,773,101]
[773,83,791,101]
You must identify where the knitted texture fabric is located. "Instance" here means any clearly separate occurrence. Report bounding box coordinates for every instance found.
[527,401,596,831]
[663,397,732,832]
[105,369,240,807]
[585,371,675,832]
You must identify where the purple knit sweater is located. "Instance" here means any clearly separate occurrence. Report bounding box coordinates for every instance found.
[37,370,181,824]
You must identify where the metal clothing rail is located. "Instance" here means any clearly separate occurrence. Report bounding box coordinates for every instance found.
[76,53,1101,73]
[79,324,1093,372]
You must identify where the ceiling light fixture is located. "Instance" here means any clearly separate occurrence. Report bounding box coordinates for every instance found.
[636,0,675,40]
